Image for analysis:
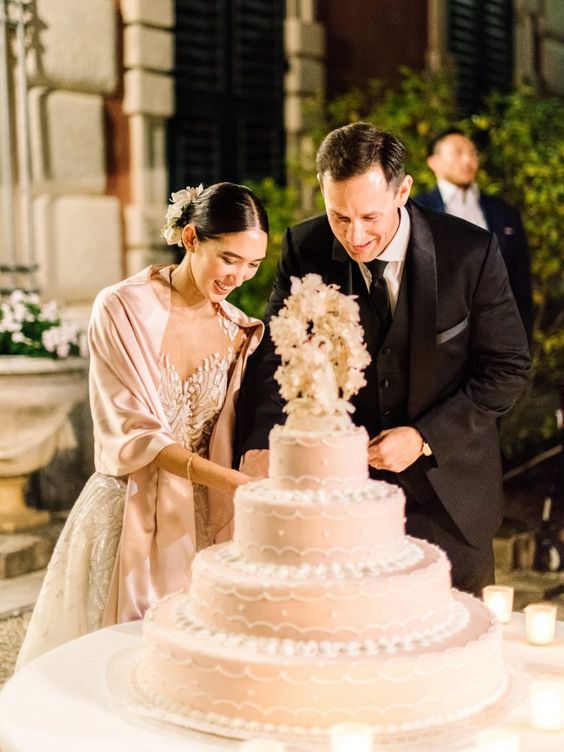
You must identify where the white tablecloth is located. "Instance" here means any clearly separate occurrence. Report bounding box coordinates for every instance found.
[0,615,563,751]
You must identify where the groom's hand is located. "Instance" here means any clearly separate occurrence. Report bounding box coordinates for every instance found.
[240,449,269,479]
[368,426,424,473]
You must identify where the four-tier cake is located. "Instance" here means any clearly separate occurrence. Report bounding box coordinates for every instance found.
[135,275,507,740]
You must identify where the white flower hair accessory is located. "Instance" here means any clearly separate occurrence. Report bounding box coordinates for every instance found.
[161,184,204,246]
[269,274,370,430]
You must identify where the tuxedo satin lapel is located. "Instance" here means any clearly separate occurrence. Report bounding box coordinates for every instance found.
[329,237,354,294]
[406,202,438,420]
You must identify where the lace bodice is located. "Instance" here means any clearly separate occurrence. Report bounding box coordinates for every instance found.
[157,295,243,550]
[158,348,234,456]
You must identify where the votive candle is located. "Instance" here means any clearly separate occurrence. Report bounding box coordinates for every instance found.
[329,722,373,752]
[525,603,558,645]
[240,740,286,752]
[476,728,521,751]
[529,680,564,731]
[482,586,514,624]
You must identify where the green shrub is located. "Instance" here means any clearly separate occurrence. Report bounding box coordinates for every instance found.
[228,178,302,319]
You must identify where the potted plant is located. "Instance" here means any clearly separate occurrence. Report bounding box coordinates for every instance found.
[0,290,88,532]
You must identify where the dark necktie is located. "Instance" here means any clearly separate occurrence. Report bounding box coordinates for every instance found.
[366,259,391,330]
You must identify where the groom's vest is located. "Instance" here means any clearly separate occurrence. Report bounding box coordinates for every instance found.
[351,258,409,437]
[350,250,435,503]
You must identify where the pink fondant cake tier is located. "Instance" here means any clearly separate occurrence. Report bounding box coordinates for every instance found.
[186,538,452,642]
[233,479,406,566]
[268,424,369,491]
[138,589,506,734]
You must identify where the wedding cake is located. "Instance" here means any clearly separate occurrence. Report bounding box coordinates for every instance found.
[137,275,507,739]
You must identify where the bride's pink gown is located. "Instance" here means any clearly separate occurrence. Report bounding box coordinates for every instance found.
[16,265,262,669]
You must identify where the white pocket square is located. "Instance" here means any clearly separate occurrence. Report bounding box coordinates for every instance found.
[436,316,469,345]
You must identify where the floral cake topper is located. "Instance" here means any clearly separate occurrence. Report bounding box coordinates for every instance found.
[161,184,204,246]
[269,274,370,429]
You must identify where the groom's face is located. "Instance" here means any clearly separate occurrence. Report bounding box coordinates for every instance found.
[320,166,412,264]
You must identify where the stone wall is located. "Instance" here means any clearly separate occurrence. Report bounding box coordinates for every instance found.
[514,0,564,95]
[27,0,122,306]
[121,0,175,275]
[284,0,325,209]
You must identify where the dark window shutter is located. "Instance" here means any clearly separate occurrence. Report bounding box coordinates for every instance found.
[448,0,513,116]
[168,0,286,191]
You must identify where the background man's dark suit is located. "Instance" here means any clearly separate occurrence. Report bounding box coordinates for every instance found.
[415,188,533,340]
[235,200,531,592]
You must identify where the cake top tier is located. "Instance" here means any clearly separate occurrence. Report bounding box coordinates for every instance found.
[269,274,370,432]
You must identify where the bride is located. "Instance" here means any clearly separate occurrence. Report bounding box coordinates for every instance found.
[17,182,268,668]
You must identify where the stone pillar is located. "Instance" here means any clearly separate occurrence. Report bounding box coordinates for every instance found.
[514,0,564,95]
[121,0,175,275]
[27,0,122,305]
[426,0,451,72]
[284,2,325,210]
[542,0,564,95]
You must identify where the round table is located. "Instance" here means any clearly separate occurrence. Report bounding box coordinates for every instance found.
[0,615,563,751]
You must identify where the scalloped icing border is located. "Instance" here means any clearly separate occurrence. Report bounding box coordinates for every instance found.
[169,597,470,657]
[219,538,424,578]
[106,645,512,746]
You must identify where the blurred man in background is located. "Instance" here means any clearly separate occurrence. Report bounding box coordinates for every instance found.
[416,129,533,340]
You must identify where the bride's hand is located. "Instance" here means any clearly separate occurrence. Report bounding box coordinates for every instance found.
[224,469,253,496]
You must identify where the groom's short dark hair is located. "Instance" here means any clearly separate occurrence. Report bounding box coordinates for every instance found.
[316,122,407,190]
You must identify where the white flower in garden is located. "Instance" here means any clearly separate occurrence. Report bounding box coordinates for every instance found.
[40,300,59,323]
[8,290,26,304]
[56,341,70,359]
[11,331,30,344]
[11,301,28,322]
[0,307,20,333]
[1,290,86,360]
[41,328,58,353]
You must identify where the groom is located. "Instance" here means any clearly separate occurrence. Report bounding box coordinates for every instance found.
[235,122,531,595]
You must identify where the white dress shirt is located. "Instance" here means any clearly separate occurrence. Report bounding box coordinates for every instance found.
[359,205,410,315]
[437,179,488,230]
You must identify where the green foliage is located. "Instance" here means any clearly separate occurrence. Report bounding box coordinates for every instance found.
[228,178,302,318]
[304,68,460,196]
[467,88,564,390]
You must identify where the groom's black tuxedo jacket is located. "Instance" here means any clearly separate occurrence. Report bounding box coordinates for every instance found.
[415,188,533,340]
[235,200,531,548]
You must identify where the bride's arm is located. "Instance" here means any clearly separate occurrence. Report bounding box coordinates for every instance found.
[155,444,252,496]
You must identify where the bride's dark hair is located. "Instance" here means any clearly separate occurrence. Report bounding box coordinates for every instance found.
[185,182,269,240]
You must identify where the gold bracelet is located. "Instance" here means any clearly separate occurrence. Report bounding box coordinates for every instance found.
[186,453,196,482]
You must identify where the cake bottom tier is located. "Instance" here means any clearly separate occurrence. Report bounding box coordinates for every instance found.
[138,590,506,735]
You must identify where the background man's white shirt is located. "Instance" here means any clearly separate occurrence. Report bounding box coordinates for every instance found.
[437,178,488,230]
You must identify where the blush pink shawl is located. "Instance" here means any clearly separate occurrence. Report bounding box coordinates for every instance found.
[87,265,263,625]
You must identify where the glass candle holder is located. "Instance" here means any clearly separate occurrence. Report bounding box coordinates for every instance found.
[329,722,373,752]
[482,585,514,624]
[529,680,564,731]
[525,603,558,645]
[476,728,521,751]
